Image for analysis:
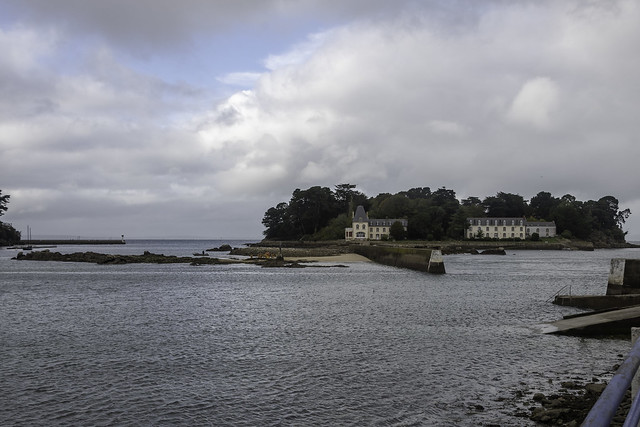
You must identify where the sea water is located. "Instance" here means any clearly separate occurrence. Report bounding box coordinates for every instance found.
[1,241,639,426]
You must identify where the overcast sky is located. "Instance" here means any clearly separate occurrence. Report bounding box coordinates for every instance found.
[1,0,639,240]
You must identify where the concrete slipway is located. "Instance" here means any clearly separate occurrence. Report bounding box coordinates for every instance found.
[542,305,640,336]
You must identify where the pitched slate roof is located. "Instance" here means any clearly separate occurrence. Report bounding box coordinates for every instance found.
[353,205,369,222]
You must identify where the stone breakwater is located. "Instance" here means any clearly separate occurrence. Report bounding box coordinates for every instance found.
[13,250,347,268]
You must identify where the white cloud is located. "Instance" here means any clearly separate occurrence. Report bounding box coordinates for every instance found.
[2,0,640,239]
[217,72,263,87]
[0,25,55,70]
[507,77,560,129]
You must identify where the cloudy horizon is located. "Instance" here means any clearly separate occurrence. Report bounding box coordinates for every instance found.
[1,0,639,240]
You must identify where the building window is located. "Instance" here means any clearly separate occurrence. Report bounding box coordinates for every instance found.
[356,224,359,230]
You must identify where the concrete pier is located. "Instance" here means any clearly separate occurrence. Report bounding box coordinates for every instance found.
[545,258,640,335]
[543,305,640,336]
[554,294,640,310]
[351,245,444,274]
[427,250,445,274]
[607,259,640,295]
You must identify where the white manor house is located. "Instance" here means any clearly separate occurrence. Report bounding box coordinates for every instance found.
[345,205,408,241]
[466,217,556,239]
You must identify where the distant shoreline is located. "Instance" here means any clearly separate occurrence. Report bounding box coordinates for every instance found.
[15,239,125,245]
[245,238,640,253]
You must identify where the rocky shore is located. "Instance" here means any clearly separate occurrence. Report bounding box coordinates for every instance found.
[13,249,348,268]
[244,236,639,256]
[505,355,631,426]
[231,245,350,258]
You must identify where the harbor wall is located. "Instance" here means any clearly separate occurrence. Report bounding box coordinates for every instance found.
[554,294,640,310]
[350,245,444,273]
[607,259,640,295]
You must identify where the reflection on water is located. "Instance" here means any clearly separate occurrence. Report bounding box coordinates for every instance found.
[1,243,639,425]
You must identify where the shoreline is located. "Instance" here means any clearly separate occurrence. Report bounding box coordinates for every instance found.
[285,253,371,263]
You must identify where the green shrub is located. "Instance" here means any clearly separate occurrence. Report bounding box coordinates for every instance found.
[561,230,573,239]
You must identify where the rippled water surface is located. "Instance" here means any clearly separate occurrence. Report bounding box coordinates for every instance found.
[2,241,640,426]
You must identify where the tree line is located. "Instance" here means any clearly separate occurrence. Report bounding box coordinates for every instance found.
[262,184,631,244]
[0,190,21,245]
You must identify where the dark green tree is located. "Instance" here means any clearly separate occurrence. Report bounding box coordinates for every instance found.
[374,194,411,219]
[389,220,407,241]
[483,192,526,217]
[431,187,460,238]
[407,210,430,239]
[262,202,294,239]
[0,190,9,217]
[334,184,368,215]
[550,195,592,239]
[288,186,339,236]
[311,214,352,240]
[585,196,630,243]
[0,190,21,245]
[450,199,485,239]
[403,187,431,200]
[368,193,393,217]
[529,191,559,220]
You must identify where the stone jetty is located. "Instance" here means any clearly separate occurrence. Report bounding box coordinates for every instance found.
[547,258,640,336]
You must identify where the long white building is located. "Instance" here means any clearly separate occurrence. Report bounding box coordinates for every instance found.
[466,217,556,239]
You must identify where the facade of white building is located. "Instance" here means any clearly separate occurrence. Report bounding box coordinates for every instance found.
[466,217,556,239]
[345,205,408,241]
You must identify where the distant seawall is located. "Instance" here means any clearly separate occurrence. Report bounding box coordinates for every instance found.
[351,245,443,273]
[18,239,126,245]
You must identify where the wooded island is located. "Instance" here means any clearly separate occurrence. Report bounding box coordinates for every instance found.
[262,184,631,247]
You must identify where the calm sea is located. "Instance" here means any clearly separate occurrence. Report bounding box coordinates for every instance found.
[2,240,640,426]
